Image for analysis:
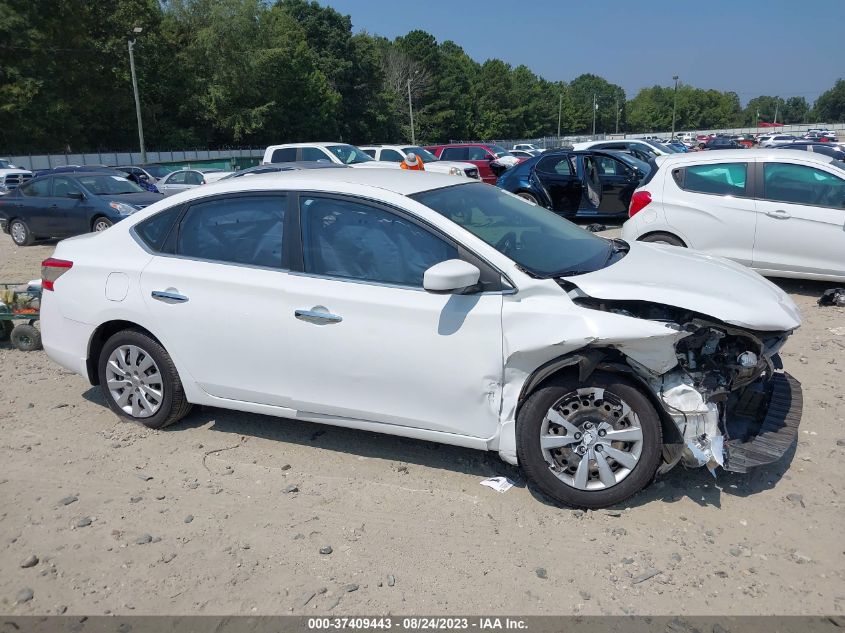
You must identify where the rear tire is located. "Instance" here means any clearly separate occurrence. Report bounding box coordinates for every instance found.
[10,323,42,351]
[97,329,192,429]
[516,371,663,509]
[9,219,34,246]
[640,232,685,247]
[517,191,539,205]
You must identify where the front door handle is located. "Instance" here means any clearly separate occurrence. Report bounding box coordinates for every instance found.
[295,308,342,324]
[151,290,189,303]
[766,210,791,219]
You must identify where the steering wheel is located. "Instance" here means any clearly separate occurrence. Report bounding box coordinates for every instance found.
[495,231,517,256]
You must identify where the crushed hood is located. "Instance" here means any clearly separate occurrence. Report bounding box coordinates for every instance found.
[564,241,801,332]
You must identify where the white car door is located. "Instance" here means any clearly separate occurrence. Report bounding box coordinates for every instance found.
[139,193,296,406]
[752,160,845,279]
[664,160,757,265]
[159,171,189,196]
[283,194,504,438]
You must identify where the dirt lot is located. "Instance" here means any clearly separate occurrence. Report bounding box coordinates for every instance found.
[1,231,843,616]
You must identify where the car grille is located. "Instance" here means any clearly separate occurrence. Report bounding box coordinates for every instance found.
[464,167,480,179]
[3,173,32,189]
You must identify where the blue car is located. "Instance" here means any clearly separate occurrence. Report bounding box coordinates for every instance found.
[496,150,651,220]
[665,141,689,152]
[0,170,163,246]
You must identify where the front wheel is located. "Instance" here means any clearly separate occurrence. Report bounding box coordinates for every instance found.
[97,329,192,429]
[516,371,663,509]
[92,217,113,232]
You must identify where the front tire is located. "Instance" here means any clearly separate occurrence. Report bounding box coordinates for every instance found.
[516,371,663,509]
[640,232,685,247]
[92,216,113,232]
[97,329,192,429]
[9,219,34,246]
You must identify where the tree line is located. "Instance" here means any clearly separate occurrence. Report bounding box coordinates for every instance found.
[1,0,844,155]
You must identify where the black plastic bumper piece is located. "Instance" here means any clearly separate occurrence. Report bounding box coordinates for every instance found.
[723,372,803,473]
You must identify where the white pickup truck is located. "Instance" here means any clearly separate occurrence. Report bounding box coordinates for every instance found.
[0,159,32,195]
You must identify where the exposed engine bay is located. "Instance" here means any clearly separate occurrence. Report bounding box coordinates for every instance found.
[570,296,795,474]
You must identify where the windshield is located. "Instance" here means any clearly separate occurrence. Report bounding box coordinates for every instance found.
[411,183,613,278]
[402,147,440,163]
[141,165,175,179]
[0,159,15,169]
[326,144,373,164]
[488,144,513,158]
[642,140,678,154]
[77,175,144,195]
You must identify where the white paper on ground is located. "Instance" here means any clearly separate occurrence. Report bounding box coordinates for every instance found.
[480,476,514,493]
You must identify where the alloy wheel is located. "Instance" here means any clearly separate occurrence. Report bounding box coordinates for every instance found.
[11,222,26,244]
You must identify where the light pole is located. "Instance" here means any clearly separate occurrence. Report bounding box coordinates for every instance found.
[407,77,416,145]
[557,92,562,137]
[671,75,679,139]
[592,93,597,137]
[128,26,146,164]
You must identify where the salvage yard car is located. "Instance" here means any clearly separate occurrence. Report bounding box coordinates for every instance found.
[39,170,802,508]
[621,149,845,282]
[0,171,163,245]
[496,149,650,220]
[359,145,481,180]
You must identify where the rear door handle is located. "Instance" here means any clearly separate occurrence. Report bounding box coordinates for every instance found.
[295,308,342,324]
[766,210,791,219]
[151,290,188,303]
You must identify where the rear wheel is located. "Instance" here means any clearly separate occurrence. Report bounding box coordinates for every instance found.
[9,219,34,246]
[517,191,539,205]
[97,329,192,429]
[640,232,685,247]
[92,217,113,232]
[516,371,663,509]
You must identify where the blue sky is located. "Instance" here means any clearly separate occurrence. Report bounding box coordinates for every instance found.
[318,0,843,105]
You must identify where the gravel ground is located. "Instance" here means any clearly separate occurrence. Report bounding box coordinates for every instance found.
[0,231,843,616]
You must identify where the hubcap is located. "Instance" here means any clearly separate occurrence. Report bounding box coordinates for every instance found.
[539,387,644,491]
[11,222,25,243]
[94,220,111,232]
[105,345,163,418]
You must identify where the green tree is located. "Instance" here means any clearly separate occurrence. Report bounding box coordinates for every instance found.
[813,79,845,123]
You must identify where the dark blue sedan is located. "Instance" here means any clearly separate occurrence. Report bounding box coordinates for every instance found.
[496,149,651,220]
[0,171,163,245]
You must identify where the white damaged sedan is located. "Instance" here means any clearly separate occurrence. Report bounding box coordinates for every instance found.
[39,170,803,508]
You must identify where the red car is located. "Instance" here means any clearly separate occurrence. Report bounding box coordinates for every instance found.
[424,143,518,184]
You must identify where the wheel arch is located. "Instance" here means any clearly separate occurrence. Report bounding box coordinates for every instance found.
[90,214,111,231]
[516,348,683,445]
[637,230,688,247]
[86,320,165,385]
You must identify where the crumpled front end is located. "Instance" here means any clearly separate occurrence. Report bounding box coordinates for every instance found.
[572,295,803,474]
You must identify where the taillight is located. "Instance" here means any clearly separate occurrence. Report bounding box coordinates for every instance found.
[41,258,73,291]
[629,190,652,218]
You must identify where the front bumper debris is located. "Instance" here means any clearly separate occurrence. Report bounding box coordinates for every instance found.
[723,372,803,473]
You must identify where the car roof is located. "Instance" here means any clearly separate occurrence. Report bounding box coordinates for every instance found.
[223,162,347,178]
[172,167,475,198]
[265,142,350,149]
[655,148,837,165]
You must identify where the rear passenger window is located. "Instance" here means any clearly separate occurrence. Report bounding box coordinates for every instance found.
[21,178,51,197]
[271,148,297,163]
[135,206,182,252]
[176,195,286,268]
[380,149,404,162]
[537,156,574,175]
[441,147,469,161]
[681,163,747,197]
[763,163,845,208]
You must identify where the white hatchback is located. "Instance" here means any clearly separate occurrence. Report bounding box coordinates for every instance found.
[40,170,802,508]
[621,149,845,282]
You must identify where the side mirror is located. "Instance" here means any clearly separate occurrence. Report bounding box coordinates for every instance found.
[423,259,481,294]
[67,191,84,200]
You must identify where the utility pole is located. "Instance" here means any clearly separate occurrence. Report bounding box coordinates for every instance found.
[128,27,146,164]
[671,75,679,139]
[592,93,597,137]
[407,78,415,145]
[615,96,620,134]
[557,93,562,137]
[773,99,779,128]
